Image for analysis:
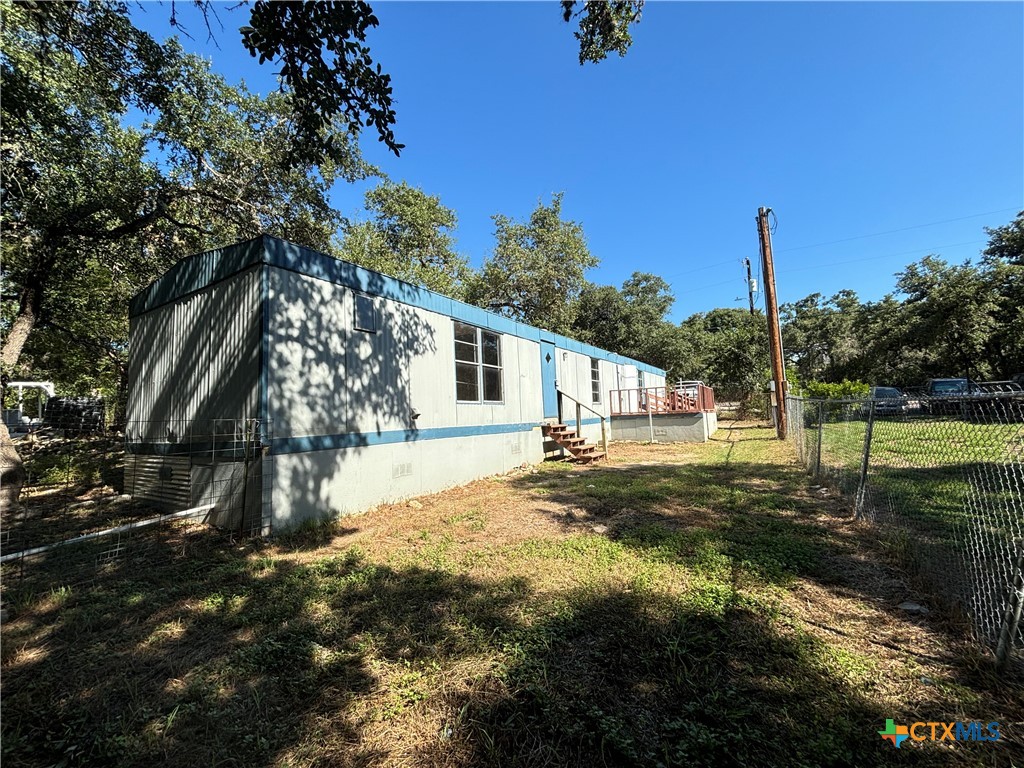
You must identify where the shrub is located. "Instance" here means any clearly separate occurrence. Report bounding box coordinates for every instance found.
[801,380,869,400]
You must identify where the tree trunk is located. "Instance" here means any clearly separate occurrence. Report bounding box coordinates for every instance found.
[1,281,42,370]
[0,288,39,372]
[1,269,48,511]
[0,421,26,512]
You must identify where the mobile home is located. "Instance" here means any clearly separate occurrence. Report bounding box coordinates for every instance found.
[127,235,666,533]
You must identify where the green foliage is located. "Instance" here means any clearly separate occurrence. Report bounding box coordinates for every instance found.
[0,0,367,389]
[573,272,686,373]
[781,291,864,384]
[801,380,870,400]
[338,179,470,298]
[678,308,770,394]
[896,255,1000,380]
[561,1,644,64]
[467,193,597,335]
[982,209,1024,266]
[781,214,1024,387]
[239,0,403,158]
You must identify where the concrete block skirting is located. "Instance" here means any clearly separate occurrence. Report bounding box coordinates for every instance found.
[610,411,718,443]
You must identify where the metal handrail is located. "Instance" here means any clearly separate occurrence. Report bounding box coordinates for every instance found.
[556,388,608,456]
[557,388,604,420]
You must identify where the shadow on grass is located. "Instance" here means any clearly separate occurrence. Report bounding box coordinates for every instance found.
[3,455,1021,767]
[511,459,844,587]
[455,587,908,768]
[506,458,1024,748]
[2,539,936,768]
[1,543,526,768]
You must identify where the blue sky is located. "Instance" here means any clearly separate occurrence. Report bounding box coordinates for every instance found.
[132,1,1023,323]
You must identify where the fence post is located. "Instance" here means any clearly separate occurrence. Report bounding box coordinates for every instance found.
[854,400,876,519]
[815,400,824,480]
[995,542,1024,670]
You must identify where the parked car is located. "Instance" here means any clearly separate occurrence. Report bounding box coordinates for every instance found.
[861,386,908,417]
[921,378,1022,418]
[921,378,980,416]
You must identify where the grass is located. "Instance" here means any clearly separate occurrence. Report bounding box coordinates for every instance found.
[2,422,1021,767]
[803,413,1024,649]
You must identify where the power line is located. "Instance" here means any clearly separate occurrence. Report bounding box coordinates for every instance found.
[777,239,987,275]
[775,207,1019,254]
[672,275,743,297]
[672,237,987,305]
[659,256,740,281]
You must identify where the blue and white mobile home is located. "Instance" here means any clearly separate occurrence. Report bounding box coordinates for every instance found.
[127,235,665,533]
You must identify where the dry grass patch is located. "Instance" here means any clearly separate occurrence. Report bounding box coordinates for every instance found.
[2,421,1021,767]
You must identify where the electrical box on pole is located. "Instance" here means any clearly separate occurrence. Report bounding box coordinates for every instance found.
[744,258,756,315]
[757,207,787,440]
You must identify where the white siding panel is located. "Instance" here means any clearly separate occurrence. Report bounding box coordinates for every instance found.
[270,428,546,528]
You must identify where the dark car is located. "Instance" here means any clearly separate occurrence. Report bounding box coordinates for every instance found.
[921,378,1022,419]
[921,378,980,416]
[861,386,908,418]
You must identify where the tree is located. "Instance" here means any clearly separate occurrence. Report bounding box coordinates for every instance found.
[0,1,369,506]
[1,0,369,367]
[573,272,687,376]
[467,194,597,335]
[981,212,1024,377]
[895,256,999,381]
[781,290,865,384]
[678,308,769,404]
[561,0,645,64]
[339,180,470,298]
[982,210,1024,266]
[14,0,644,163]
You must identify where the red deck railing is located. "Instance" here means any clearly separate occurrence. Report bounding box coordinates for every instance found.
[609,385,716,416]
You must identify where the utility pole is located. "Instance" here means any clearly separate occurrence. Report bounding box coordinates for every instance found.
[744,257,756,315]
[757,207,787,439]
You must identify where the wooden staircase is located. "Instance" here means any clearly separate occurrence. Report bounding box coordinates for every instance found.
[543,423,606,464]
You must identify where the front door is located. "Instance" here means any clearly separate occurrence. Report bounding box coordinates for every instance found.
[540,340,558,418]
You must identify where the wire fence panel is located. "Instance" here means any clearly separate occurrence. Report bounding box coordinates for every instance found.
[1,417,271,600]
[786,394,1024,669]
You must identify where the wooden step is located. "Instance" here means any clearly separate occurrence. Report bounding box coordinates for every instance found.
[543,423,570,434]
[576,451,606,464]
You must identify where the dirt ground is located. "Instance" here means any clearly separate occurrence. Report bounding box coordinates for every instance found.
[2,420,1022,767]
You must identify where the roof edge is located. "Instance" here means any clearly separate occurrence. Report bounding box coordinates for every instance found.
[130,234,666,377]
[129,236,268,317]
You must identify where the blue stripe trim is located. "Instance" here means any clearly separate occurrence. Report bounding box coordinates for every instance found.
[271,421,541,455]
[126,441,249,457]
[130,235,664,376]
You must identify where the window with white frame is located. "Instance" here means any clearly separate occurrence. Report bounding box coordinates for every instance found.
[454,321,503,402]
[591,357,601,404]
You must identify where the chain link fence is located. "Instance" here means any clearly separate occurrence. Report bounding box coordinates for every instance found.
[786,393,1024,669]
[1,417,271,601]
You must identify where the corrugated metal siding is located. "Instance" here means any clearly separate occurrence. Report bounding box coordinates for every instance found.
[127,266,262,438]
[123,455,191,509]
